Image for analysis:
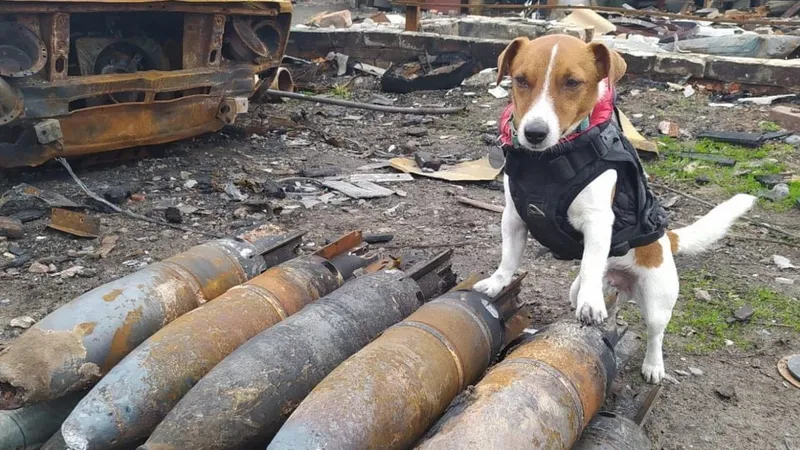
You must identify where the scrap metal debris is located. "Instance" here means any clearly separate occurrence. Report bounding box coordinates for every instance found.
[264,90,465,115]
[381,53,479,94]
[696,130,792,147]
[321,180,395,199]
[47,208,101,238]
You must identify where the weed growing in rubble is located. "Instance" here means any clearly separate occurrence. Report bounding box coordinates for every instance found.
[331,84,352,99]
[662,270,800,353]
[759,121,783,132]
[645,138,800,211]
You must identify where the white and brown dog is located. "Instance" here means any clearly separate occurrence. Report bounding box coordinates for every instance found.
[474,34,756,384]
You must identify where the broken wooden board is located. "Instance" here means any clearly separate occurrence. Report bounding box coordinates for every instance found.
[321,180,394,199]
[617,110,659,157]
[390,156,501,182]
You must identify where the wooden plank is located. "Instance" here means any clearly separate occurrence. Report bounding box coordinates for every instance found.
[456,196,504,213]
[782,0,800,18]
[405,4,421,31]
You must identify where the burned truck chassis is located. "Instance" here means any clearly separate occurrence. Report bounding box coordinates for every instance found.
[0,2,291,168]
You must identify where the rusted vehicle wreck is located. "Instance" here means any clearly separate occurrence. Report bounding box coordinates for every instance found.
[0,0,291,168]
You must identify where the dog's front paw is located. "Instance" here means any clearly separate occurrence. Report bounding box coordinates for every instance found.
[474,273,512,298]
[575,289,608,326]
[569,278,580,309]
[641,361,666,384]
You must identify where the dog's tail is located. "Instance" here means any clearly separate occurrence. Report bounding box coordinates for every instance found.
[668,193,757,256]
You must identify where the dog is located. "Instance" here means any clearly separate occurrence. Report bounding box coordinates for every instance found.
[473,34,756,384]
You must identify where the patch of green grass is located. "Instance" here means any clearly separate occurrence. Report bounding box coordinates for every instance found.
[664,269,800,353]
[330,84,352,100]
[645,138,799,211]
[759,121,782,132]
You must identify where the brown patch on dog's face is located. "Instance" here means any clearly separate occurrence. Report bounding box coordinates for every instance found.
[667,231,680,254]
[634,241,664,268]
[496,35,627,148]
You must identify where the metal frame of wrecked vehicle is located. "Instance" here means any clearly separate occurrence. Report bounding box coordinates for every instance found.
[0,0,292,168]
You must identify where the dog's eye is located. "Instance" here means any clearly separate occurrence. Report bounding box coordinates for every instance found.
[565,78,582,88]
[514,76,529,88]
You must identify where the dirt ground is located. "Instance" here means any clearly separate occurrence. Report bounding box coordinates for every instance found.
[2,11,800,450]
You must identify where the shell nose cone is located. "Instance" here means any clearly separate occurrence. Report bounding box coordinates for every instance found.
[61,397,119,450]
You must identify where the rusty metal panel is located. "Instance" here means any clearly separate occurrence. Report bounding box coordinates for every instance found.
[46,208,101,238]
[40,13,69,82]
[183,14,226,69]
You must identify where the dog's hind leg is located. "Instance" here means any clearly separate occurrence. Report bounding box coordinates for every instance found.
[635,239,680,384]
[475,174,529,297]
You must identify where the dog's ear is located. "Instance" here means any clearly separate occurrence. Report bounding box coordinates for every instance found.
[497,37,528,86]
[589,42,627,85]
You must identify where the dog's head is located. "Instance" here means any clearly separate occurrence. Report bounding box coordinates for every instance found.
[497,34,627,151]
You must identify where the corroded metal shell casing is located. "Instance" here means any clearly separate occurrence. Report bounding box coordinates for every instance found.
[268,289,506,450]
[573,412,652,450]
[415,321,618,450]
[0,393,82,450]
[139,269,428,450]
[0,234,299,410]
[60,255,344,450]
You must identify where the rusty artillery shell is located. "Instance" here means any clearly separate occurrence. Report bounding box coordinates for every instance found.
[415,321,622,450]
[0,393,82,450]
[0,232,303,410]
[61,232,364,450]
[139,252,455,450]
[573,412,651,450]
[267,276,525,450]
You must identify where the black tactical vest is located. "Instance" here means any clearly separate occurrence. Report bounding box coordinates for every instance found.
[503,111,668,261]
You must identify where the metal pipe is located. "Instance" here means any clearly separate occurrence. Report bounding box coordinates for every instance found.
[138,252,456,450]
[60,232,365,450]
[0,77,24,125]
[414,321,623,450]
[264,90,466,115]
[267,275,525,450]
[0,232,303,410]
[0,393,82,450]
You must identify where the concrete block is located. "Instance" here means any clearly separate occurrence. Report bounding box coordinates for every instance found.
[617,51,656,75]
[706,57,800,89]
[654,54,706,78]
[363,31,400,48]
[770,105,800,132]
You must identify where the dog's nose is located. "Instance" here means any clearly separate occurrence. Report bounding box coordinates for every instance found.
[523,121,549,145]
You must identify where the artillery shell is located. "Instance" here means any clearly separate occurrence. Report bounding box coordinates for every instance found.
[573,412,652,450]
[268,289,508,450]
[139,269,431,450]
[415,321,620,450]
[0,233,301,409]
[0,393,82,450]
[61,254,347,450]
